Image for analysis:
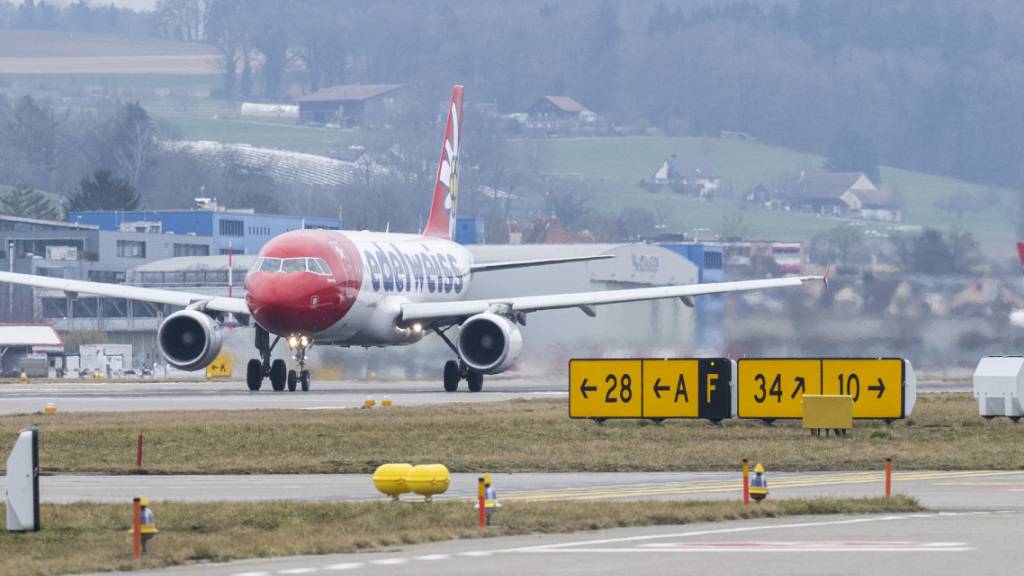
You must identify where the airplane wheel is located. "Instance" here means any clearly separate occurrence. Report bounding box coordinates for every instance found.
[300,370,311,392]
[287,370,297,392]
[270,359,287,391]
[443,360,460,392]
[466,371,484,393]
[246,359,263,391]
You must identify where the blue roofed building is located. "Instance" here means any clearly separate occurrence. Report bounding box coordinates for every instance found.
[69,205,341,256]
[658,242,725,352]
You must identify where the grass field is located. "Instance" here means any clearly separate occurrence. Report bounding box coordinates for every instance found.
[0,31,218,75]
[0,497,920,576]
[510,136,1017,248]
[159,114,362,153]
[1,394,1020,475]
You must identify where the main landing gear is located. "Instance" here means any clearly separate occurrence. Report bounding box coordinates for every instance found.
[435,328,484,393]
[245,326,311,392]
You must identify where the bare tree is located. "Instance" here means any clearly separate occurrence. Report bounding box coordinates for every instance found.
[155,0,205,41]
[111,103,158,188]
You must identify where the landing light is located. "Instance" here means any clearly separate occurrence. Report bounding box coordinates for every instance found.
[300,335,309,347]
[412,323,423,334]
[288,336,299,348]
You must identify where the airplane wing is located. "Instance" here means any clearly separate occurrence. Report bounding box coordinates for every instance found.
[400,275,824,325]
[0,271,249,315]
[470,254,614,273]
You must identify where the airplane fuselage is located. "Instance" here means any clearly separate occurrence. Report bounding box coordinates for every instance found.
[244,229,473,346]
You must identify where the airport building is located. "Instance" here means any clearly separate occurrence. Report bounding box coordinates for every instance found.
[69,206,341,256]
[1,213,213,324]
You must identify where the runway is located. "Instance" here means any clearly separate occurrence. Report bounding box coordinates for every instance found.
[10,469,1023,509]
[0,376,564,414]
[0,376,966,415]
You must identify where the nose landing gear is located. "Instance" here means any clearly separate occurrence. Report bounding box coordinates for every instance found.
[286,334,312,393]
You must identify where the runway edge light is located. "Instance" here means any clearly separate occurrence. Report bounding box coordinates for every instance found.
[750,463,768,503]
[5,427,40,532]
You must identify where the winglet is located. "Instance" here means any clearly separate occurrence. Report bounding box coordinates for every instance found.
[823,265,831,289]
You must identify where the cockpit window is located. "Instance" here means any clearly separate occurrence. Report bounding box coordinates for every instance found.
[254,256,332,275]
[307,258,332,276]
[257,257,282,272]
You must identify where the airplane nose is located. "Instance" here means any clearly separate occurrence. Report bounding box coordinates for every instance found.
[246,273,346,335]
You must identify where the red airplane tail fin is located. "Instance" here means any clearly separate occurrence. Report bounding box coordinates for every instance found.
[423,85,464,240]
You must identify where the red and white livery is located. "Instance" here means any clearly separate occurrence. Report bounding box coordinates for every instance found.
[0,85,825,392]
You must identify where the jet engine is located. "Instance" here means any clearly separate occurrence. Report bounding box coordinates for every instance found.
[457,313,523,374]
[157,309,224,371]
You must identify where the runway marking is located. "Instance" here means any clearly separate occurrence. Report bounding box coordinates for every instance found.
[631,540,971,552]
[278,569,319,574]
[322,563,363,571]
[369,558,408,565]
[415,554,451,560]
[495,470,1019,502]
[458,550,494,557]
[232,572,272,576]
[537,545,973,553]
[502,511,1004,554]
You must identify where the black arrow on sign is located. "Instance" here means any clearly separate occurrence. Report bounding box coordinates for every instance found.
[653,378,670,399]
[869,378,886,399]
[791,376,806,400]
[580,378,597,399]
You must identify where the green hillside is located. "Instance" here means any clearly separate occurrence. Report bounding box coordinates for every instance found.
[510,136,1018,251]
[151,112,1021,253]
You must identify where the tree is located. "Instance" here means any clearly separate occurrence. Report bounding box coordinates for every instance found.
[68,170,139,211]
[110,102,157,187]
[824,127,881,183]
[908,228,953,275]
[718,212,756,241]
[204,0,244,98]
[810,224,865,265]
[0,183,58,220]
[946,228,980,276]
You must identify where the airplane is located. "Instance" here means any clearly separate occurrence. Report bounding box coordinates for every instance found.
[0,85,826,393]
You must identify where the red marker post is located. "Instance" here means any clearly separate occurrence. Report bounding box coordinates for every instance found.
[136,434,143,469]
[132,497,142,560]
[885,458,892,497]
[477,477,486,528]
[742,459,750,505]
